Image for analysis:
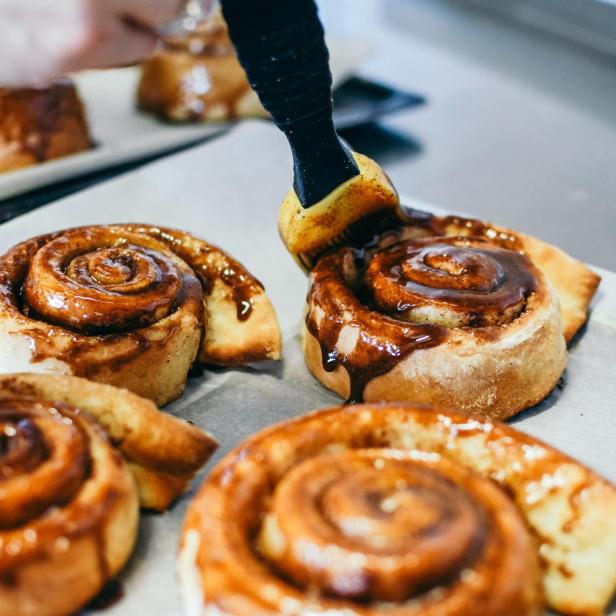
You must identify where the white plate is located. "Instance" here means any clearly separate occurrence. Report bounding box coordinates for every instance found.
[0,37,370,201]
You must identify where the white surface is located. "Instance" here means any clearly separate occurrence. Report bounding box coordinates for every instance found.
[315,0,616,270]
[0,121,613,615]
[0,37,368,200]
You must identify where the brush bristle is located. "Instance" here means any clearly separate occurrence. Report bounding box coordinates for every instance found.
[297,208,403,271]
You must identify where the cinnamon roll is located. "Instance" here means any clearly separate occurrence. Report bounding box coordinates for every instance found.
[0,378,138,616]
[302,210,599,418]
[0,80,91,173]
[0,224,282,406]
[180,403,616,616]
[0,373,218,510]
[137,11,266,122]
[390,210,600,343]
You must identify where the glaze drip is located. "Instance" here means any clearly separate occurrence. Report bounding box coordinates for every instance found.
[306,212,539,401]
[0,224,265,376]
[307,251,445,403]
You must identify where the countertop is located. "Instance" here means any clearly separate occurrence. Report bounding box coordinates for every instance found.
[3,0,615,270]
[320,0,616,270]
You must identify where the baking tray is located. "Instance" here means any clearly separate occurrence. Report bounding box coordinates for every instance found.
[0,122,611,615]
[0,36,372,203]
[0,77,424,224]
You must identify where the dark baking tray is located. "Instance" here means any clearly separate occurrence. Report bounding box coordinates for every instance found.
[333,76,425,130]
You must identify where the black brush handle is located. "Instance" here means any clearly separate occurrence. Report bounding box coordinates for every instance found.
[221,0,359,207]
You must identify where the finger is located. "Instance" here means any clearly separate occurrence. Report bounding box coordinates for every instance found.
[61,13,157,71]
[113,0,186,30]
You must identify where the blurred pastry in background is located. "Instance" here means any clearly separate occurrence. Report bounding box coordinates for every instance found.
[0,80,91,173]
[137,11,266,122]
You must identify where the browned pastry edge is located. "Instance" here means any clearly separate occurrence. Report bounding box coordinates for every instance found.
[0,373,218,510]
[0,224,282,406]
[0,390,138,616]
[518,232,601,342]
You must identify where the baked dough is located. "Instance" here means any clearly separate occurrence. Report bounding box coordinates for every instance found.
[138,12,266,122]
[0,373,218,510]
[302,209,598,418]
[0,80,90,173]
[0,380,137,616]
[0,224,282,406]
[180,403,616,615]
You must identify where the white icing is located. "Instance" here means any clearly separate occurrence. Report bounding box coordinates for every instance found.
[0,329,71,375]
[177,530,207,616]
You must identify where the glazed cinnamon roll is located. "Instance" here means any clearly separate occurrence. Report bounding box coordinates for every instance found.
[0,224,281,406]
[0,80,91,173]
[180,404,616,616]
[137,11,266,122]
[302,210,599,418]
[0,373,218,510]
[391,210,601,342]
[0,379,138,616]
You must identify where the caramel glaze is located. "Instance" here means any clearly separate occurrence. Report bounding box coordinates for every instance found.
[0,80,91,169]
[365,236,537,325]
[314,207,523,263]
[138,16,255,121]
[123,224,264,322]
[0,397,122,584]
[187,405,562,615]
[22,227,202,335]
[402,208,523,251]
[0,224,263,374]
[306,209,537,402]
[19,325,180,380]
[258,451,490,602]
[307,251,445,403]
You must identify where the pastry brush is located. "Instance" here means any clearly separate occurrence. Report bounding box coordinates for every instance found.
[222,0,401,271]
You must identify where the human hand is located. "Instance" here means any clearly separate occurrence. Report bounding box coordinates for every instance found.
[0,0,185,85]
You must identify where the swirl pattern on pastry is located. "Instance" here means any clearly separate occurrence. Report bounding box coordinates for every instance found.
[0,389,137,616]
[180,404,616,616]
[0,224,281,405]
[0,373,218,511]
[303,219,567,417]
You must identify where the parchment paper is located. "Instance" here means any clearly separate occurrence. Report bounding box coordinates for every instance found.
[0,122,613,615]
